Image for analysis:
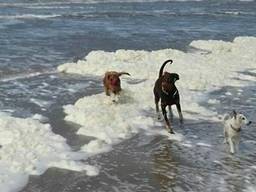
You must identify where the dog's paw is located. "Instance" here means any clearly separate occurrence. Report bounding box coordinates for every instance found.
[166,126,175,134]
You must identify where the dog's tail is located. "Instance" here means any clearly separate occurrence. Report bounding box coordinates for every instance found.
[222,113,231,123]
[118,72,131,76]
[159,59,173,78]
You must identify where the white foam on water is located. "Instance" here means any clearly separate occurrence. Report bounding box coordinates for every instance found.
[58,37,256,189]
[0,14,60,20]
[59,36,256,90]
[239,0,255,2]
[252,166,256,170]
[181,142,193,148]
[0,0,204,8]
[0,0,253,9]
[32,114,49,123]
[225,92,232,96]
[0,71,56,82]
[245,186,256,192]
[57,36,256,192]
[30,98,53,109]
[58,36,256,155]
[63,89,169,144]
[0,113,98,192]
[26,5,71,9]
[208,99,220,104]
[238,73,256,81]
[196,142,212,147]
[81,139,113,155]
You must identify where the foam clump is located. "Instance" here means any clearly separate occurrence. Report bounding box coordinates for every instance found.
[32,113,49,123]
[63,89,157,144]
[0,113,97,191]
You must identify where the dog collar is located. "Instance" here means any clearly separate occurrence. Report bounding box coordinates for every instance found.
[230,124,241,132]
[161,87,178,98]
[172,90,178,98]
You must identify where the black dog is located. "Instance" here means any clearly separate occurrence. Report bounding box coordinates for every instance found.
[153,60,183,134]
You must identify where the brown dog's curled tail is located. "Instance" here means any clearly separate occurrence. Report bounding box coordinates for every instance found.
[159,59,173,78]
[118,72,131,76]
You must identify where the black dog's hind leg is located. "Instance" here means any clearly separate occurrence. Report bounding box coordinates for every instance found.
[161,104,174,134]
[154,93,161,120]
[176,103,183,124]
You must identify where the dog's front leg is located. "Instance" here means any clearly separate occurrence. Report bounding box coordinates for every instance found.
[156,103,161,120]
[229,138,235,154]
[161,104,174,134]
[105,87,110,96]
[176,103,183,124]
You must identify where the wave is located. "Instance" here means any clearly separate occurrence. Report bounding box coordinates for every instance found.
[2,10,250,21]
[25,5,71,9]
[0,0,204,7]
[0,12,253,22]
[0,70,56,82]
[0,14,60,19]
[58,36,256,180]
[0,0,253,6]
[1,9,252,21]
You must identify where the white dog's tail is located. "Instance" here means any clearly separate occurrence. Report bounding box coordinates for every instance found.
[222,113,231,122]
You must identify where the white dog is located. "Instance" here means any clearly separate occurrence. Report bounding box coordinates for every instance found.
[223,110,251,154]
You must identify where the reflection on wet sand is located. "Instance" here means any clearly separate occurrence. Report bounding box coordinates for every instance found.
[152,140,179,192]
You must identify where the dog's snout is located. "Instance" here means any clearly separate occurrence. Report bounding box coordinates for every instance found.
[247,121,252,125]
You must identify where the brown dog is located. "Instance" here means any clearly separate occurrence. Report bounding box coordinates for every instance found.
[103,71,130,96]
[153,60,183,134]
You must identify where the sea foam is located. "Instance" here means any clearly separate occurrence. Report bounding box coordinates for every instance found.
[58,36,256,162]
[0,113,98,192]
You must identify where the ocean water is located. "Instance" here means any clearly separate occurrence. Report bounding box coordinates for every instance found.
[1,0,256,77]
[0,0,256,192]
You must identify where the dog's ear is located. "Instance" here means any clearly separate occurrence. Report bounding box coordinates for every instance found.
[232,110,237,119]
[173,74,179,82]
[105,71,118,79]
[104,72,110,80]
[170,73,179,83]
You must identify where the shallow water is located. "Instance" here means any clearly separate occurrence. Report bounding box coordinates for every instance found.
[18,71,256,192]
